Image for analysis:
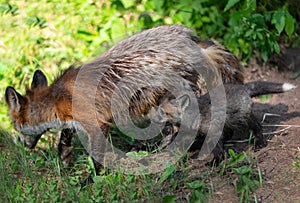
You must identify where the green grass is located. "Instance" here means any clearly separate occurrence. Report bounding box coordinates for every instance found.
[0,127,263,202]
[0,129,213,202]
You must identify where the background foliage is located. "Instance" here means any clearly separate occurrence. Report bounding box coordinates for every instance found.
[0,0,298,202]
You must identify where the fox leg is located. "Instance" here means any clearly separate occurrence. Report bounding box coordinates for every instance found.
[208,134,225,166]
[58,128,75,167]
[248,113,267,150]
[80,124,109,187]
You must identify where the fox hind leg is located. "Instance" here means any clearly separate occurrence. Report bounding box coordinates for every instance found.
[248,113,267,150]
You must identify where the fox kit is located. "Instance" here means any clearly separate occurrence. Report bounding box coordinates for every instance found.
[151,81,296,164]
[5,25,245,171]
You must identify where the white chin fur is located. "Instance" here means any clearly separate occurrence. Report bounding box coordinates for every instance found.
[282,83,297,91]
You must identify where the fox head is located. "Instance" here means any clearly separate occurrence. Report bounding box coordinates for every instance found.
[5,70,50,149]
[150,94,201,130]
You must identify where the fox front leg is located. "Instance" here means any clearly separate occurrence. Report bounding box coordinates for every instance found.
[58,128,75,167]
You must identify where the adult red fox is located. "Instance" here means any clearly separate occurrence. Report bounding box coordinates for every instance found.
[5,25,244,171]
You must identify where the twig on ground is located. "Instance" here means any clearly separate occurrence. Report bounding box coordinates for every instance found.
[261,113,281,123]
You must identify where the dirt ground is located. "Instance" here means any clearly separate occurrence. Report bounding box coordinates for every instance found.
[246,60,300,203]
[192,51,300,202]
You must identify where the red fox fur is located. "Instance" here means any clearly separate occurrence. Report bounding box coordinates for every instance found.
[5,25,244,167]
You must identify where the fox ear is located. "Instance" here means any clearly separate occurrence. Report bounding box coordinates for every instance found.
[5,87,24,112]
[31,70,48,89]
[177,94,190,111]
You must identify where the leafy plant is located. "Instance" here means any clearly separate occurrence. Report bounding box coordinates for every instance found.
[233,165,261,203]
[221,0,296,61]
[117,0,298,62]
[185,180,209,203]
[220,149,262,203]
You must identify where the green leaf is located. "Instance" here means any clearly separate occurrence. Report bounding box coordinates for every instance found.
[180,11,192,25]
[88,156,97,177]
[257,32,263,40]
[144,0,155,10]
[158,164,176,184]
[224,0,241,12]
[126,151,138,158]
[259,94,273,102]
[186,180,205,189]
[139,13,153,28]
[136,151,148,157]
[202,16,211,23]
[76,30,95,42]
[242,0,256,16]
[293,161,300,168]
[192,1,203,12]
[153,0,163,10]
[285,13,295,37]
[0,61,8,73]
[111,17,126,42]
[273,42,280,54]
[233,165,252,175]
[162,195,176,203]
[121,0,135,8]
[0,3,18,15]
[228,11,242,27]
[235,152,246,163]
[126,151,148,158]
[251,13,265,26]
[291,72,299,79]
[261,51,268,62]
[77,30,93,36]
[0,3,11,14]
[228,149,236,159]
[272,10,285,34]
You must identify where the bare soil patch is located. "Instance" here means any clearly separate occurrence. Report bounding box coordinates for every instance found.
[246,60,300,203]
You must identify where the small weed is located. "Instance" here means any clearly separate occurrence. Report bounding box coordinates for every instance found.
[220,149,262,203]
[292,158,300,185]
[186,180,209,203]
[259,94,273,103]
[162,194,177,203]
[158,163,176,184]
